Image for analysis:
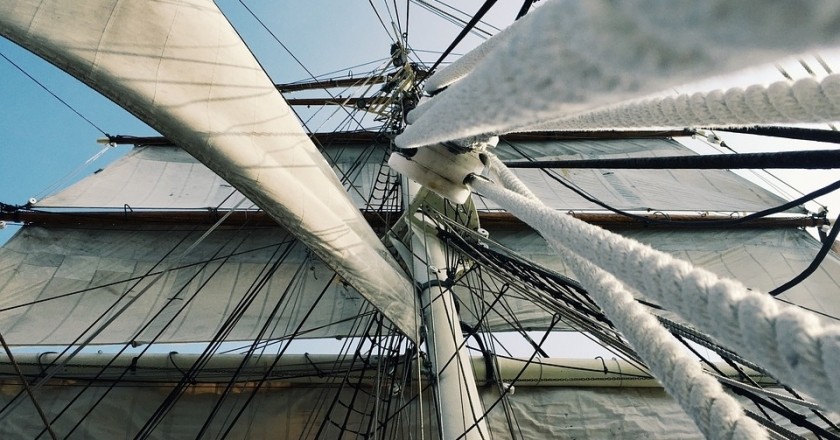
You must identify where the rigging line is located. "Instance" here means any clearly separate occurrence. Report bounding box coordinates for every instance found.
[57,219,255,438]
[238,1,370,131]
[456,317,559,440]
[404,0,410,43]
[510,140,840,227]
[287,57,391,83]
[769,211,840,296]
[368,0,397,41]
[425,0,500,34]
[0,227,197,419]
[195,252,312,440]
[407,1,491,40]
[679,335,839,440]
[135,241,296,440]
[280,307,379,439]
[0,240,292,313]
[674,333,778,423]
[52,232,259,440]
[0,50,108,136]
[426,0,498,77]
[34,144,112,200]
[476,175,840,416]
[714,348,839,433]
[217,275,339,440]
[515,0,536,20]
[46,211,264,434]
[218,310,378,355]
[310,306,380,438]
[775,297,840,322]
[381,0,401,38]
[694,130,817,208]
[0,331,58,440]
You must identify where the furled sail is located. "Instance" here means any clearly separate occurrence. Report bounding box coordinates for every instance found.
[0,0,419,340]
[398,0,840,148]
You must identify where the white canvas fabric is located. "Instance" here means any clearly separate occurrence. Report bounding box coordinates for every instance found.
[0,0,419,341]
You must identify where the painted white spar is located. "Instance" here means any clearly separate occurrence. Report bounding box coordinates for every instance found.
[0,0,420,341]
[409,216,489,439]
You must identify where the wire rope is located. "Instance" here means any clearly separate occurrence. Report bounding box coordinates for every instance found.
[0,50,108,136]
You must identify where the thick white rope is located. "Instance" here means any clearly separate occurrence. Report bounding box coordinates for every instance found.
[423,22,513,93]
[471,177,840,414]
[485,154,538,201]
[529,74,840,131]
[398,0,840,149]
[485,168,767,438]
[555,244,766,439]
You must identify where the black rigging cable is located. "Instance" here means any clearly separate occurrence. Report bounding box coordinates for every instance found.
[504,141,840,228]
[770,211,840,296]
[0,51,108,136]
[425,0,498,77]
[515,0,536,20]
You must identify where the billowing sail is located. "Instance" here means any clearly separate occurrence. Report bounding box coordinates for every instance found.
[0,0,419,340]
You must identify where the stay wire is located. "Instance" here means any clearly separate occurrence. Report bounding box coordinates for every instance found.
[0,50,108,136]
[0,240,291,313]
[196,250,313,439]
[0,228,195,419]
[426,0,498,76]
[0,330,58,440]
[216,274,339,440]
[53,230,261,440]
[238,0,370,131]
[368,0,397,41]
[134,241,297,439]
[455,317,559,440]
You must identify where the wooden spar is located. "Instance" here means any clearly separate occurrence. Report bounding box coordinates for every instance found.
[275,69,428,93]
[102,129,693,147]
[0,352,777,388]
[710,126,840,145]
[0,209,825,231]
[504,149,840,170]
[285,97,391,107]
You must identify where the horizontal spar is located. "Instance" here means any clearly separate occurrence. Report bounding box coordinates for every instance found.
[0,209,825,230]
[505,149,840,169]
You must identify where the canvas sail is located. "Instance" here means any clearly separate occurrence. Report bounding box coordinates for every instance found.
[2,137,837,346]
[0,0,420,341]
[2,0,840,438]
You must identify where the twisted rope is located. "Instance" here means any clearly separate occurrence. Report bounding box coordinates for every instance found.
[472,176,840,416]
[555,245,767,439]
[538,74,840,131]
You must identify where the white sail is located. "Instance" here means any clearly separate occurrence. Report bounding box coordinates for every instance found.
[0,0,420,341]
[2,0,840,438]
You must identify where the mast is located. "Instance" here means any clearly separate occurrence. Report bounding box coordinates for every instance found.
[407,206,489,438]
